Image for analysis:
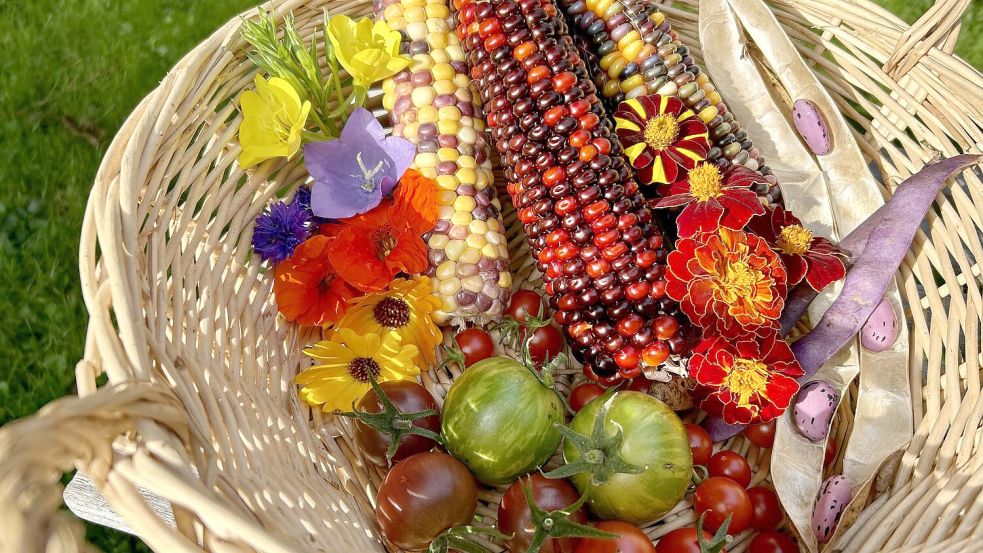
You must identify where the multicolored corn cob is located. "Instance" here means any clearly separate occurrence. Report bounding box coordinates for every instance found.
[377,0,512,325]
[559,0,782,205]
[454,0,697,383]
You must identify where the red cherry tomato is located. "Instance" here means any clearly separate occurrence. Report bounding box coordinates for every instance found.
[574,521,655,553]
[627,378,651,393]
[748,486,784,530]
[508,289,545,324]
[498,473,586,553]
[749,532,800,553]
[707,451,752,488]
[655,528,724,553]
[694,477,753,533]
[527,324,564,364]
[824,439,838,468]
[569,383,606,412]
[455,327,495,366]
[744,421,776,448]
[685,424,713,467]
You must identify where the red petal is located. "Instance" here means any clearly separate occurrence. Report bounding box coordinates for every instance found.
[632,147,655,169]
[780,254,808,285]
[677,202,724,237]
[654,193,694,208]
[803,250,848,291]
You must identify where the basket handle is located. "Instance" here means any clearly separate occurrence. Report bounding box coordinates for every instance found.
[884,0,971,78]
[0,381,188,553]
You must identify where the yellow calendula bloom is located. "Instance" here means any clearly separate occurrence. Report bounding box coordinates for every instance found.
[327,15,412,88]
[238,75,312,169]
[297,328,420,412]
[337,277,443,368]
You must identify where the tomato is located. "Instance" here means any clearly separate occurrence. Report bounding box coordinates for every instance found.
[627,378,652,393]
[564,391,692,524]
[748,487,784,530]
[456,327,495,366]
[707,451,752,487]
[574,521,655,553]
[749,532,799,553]
[352,380,440,467]
[824,439,838,468]
[442,357,565,484]
[375,452,477,551]
[508,289,545,323]
[569,383,605,412]
[527,324,565,364]
[498,473,586,553]
[685,424,713,467]
[694,477,753,533]
[655,528,723,553]
[744,420,776,448]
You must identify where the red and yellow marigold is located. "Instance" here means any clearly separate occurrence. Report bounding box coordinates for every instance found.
[747,206,847,292]
[614,94,710,185]
[655,163,767,237]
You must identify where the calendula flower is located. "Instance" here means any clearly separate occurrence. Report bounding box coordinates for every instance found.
[305,107,416,219]
[655,163,766,237]
[689,333,804,424]
[296,328,420,412]
[666,228,787,338]
[321,169,438,292]
[252,189,314,263]
[238,75,312,169]
[273,235,361,326]
[337,277,443,367]
[614,94,710,185]
[327,15,412,89]
[747,206,847,292]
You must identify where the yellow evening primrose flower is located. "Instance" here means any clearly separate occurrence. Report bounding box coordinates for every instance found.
[238,74,312,169]
[297,328,420,412]
[327,15,412,88]
[337,277,443,368]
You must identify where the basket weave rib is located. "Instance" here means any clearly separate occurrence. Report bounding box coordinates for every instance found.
[1,0,981,551]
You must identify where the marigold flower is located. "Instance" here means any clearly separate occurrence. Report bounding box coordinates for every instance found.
[666,228,787,338]
[296,328,420,412]
[747,206,847,291]
[655,163,766,237]
[689,333,804,424]
[338,277,443,367]
[273,235,361,326]
[614,94,711,185]
[238,75,311,169]
[327,15,412,89]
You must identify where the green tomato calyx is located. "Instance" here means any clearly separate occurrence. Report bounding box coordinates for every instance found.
[696,513,732,553]
[428,525,508,553]
[520,480,618,553]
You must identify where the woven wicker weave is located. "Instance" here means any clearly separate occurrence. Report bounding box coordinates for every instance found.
[0,0,980,551]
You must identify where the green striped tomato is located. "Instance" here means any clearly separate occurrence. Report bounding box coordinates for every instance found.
[442,357,564,485]
[567,391,692,525]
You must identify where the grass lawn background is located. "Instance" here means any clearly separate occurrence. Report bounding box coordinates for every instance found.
[0,0,978,551]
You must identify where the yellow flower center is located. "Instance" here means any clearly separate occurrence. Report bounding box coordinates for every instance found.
[347,357,381,383]
[714,261,760,304]
[688,163,724,201]
[776,225,813,255]
[723,357,769,407]
[644,114,679,151]
[373,297,411,329]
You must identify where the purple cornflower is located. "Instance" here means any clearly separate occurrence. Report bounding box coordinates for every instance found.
[252,190,314,263]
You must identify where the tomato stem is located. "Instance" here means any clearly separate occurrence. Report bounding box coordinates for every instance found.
[438,340,466,371]
[519,481,618,553]
[428,525,508,553]
[695,513,732,553]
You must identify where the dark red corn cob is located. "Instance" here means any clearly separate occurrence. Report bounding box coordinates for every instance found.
[454,0,696,383]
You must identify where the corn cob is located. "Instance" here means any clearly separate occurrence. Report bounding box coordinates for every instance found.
[559,0,782,205]
[454,0,697,383]
[377,0,512,325]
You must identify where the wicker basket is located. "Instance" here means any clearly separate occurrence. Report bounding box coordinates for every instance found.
[1,0,981,551]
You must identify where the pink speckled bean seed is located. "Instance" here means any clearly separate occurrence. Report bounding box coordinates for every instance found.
[861,298,898,352]
[793,380,839,442]
[793,99,833,155]
[814,475,852,543]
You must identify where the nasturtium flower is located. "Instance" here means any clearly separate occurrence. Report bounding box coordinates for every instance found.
[296,328,420,412]
[747,206,847,292]
[327,15,412,88]
[273,235,361,326]
[614,94,710,185]
[337,277,443,367]
[689,333,804,425]
[238,75,312,169]
[655,163,766,237]
[666,228,787,338]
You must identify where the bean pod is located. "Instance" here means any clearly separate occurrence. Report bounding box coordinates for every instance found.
[455,0,695,382]
[378,0,512,324]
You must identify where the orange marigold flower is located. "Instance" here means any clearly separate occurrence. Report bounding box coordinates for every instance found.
[274,235,362,326]
[666,227,787,338]
[690,333,804,424]
[322,169,438,292]
[746,206,847,292]
[614,94,710,185]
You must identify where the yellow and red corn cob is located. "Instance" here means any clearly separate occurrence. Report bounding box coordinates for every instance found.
[455,0,697,383]
[377,0,512,325]
[560,0,782,204]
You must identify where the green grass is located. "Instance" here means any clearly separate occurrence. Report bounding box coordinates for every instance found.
[0,0,978,551]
